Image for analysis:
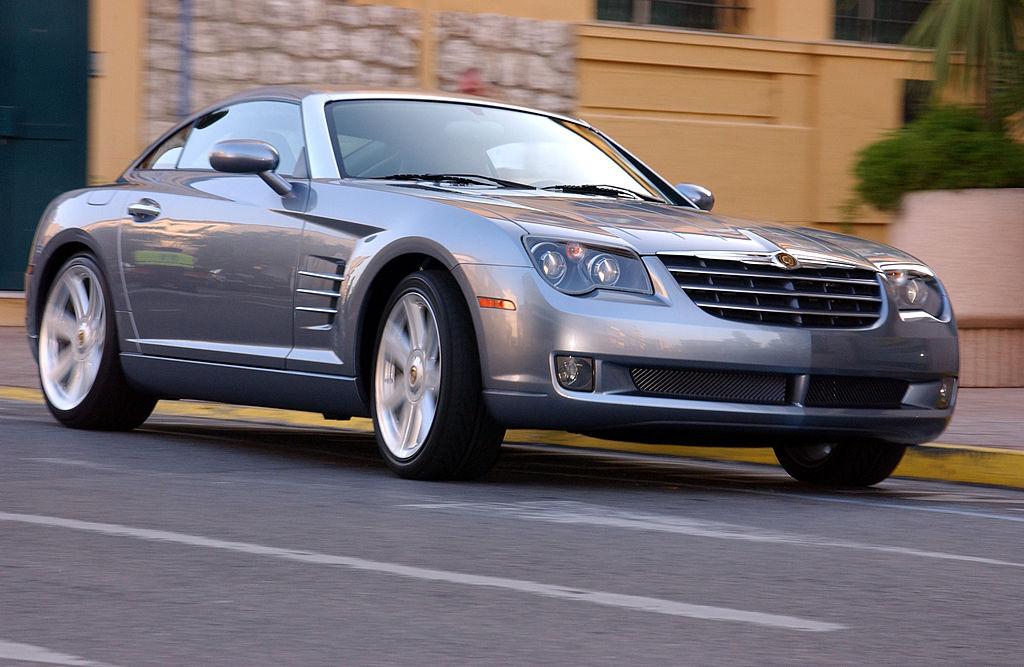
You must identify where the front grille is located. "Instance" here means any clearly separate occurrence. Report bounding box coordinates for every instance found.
[661,254,883,328]
[630,367,909,409]
[805,376,908,409]
[630,368,787,404]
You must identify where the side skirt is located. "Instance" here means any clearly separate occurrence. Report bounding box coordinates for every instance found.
[120,353,367,416]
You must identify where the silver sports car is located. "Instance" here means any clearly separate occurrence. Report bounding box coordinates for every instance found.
[25,86,958,486]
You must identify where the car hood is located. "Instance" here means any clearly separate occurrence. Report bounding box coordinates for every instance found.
[406,187,925,270]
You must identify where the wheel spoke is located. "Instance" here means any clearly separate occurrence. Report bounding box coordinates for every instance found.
[422,318,439,361]
[67,272,90,322]
[397,401,416,453]
[380,380,405,413]
[404,297,426,349]
[84,276,104,326]
[64,359,85,396]
[382,322,411,366]
[50,348,75,383]
[50,311,77,343]
[416,393,436,443]
[423,358,441,393]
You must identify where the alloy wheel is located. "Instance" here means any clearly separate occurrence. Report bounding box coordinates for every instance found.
[374,290,442,459]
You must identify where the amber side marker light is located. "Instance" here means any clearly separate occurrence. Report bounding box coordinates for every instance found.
[477,297,516,311]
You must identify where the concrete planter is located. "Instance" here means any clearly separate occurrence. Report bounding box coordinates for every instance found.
[889,189,1024,387]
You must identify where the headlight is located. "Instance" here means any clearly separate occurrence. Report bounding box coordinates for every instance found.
[525,237,652,295]
[884,267,945,318]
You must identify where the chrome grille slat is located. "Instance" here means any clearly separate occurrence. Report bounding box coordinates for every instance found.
[669,267,880,286]
[689,302,879,318]
[689,284,882,302]
[661,253,883,329]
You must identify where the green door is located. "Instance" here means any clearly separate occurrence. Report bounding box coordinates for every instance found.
[0,0,88,290]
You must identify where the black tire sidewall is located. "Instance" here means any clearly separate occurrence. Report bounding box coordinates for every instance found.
[774,441,907,487]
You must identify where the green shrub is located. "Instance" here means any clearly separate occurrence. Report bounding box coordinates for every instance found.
[853,106,1024,211]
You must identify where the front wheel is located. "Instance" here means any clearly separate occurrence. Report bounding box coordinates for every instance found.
[38,253,156,430]
[371,270,504,480]
[773,441,907,487]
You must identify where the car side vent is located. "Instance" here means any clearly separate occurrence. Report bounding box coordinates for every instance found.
[295,256,345,331]
[661,254,883,328]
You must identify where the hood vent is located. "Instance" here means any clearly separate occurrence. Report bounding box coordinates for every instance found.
[661,254,883,328]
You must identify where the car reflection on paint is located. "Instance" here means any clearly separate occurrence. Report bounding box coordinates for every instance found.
[24,86,958,486]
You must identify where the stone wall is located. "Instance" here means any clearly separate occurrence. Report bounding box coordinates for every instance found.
[144,2,577,146]
[436,12,575,114]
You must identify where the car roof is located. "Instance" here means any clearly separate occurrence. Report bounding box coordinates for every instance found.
[205,85,587,127]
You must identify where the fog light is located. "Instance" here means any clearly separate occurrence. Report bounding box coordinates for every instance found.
[936,376,957,409]
[555,355,594,392]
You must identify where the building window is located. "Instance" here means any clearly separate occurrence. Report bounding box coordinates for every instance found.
[597,0,747,33]
[834,0,932,45]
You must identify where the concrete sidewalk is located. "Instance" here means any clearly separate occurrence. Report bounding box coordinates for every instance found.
[2,323,1022,488]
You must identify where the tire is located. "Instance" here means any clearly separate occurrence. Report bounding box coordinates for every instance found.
[38,253,156,430]
[773,441,907,487]
[371,270,504,480]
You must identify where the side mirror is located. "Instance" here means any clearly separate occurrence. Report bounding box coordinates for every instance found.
[210,140,293,197]
[674,183,714,211]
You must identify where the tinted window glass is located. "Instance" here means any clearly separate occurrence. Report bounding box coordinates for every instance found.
[139,124,190,169]
[176,101,307,176]
[326,100,667,201]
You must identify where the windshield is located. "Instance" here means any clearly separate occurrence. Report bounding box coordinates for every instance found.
[325,99,669,201]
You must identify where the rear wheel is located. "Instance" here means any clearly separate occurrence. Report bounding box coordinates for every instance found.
[38,253,156,430]
[371,270,504,480]
[773,441,907,487]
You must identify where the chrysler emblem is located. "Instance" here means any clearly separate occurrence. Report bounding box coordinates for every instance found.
[772,252,799,270]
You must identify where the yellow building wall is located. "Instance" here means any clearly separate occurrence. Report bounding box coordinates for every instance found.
[575,23,920,239]
[88,0,146,184]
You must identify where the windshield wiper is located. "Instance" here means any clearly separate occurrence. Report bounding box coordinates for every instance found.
[541,183,660,202]
[368,173,533,189]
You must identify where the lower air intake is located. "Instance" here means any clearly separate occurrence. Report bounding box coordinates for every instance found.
[630,367,788,405]
[804,376,908,409]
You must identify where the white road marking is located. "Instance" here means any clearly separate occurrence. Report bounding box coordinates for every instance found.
[0,639,114,666]
[0,511,843,633]
[404,501,1024,569]
[24,458,121,471]
[790,493,1024,523]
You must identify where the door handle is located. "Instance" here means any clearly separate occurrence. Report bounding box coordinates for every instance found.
[128,198,161,221]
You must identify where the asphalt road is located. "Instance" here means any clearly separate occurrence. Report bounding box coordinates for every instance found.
[3,397,1024,666]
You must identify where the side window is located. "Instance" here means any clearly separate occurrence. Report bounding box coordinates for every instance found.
[175,100,307,177]
[139,124,190,169]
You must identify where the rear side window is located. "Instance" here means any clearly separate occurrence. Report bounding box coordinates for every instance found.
[141,100,308,177]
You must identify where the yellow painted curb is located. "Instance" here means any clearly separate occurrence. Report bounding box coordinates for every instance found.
[3,385,1023,488]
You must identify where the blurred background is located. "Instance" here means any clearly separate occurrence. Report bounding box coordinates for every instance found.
[2,0,1022,385]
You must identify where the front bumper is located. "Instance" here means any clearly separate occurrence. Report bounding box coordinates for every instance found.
[457,260,958,446]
